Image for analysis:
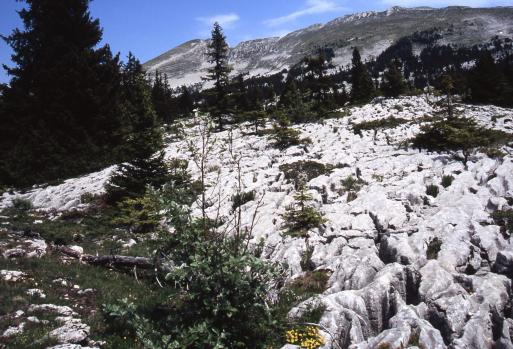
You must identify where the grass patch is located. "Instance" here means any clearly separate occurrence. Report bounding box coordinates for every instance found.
[280,160,337,187]
[288,270,330,299]
[352,117,408,135]
[426,184,439,198]
[441,175,454,188]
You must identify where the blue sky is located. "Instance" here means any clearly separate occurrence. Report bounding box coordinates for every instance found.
[1,0,511,83]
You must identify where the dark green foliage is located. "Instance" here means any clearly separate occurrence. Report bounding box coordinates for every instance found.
[177,85,194,117]
[204,23,232,130]
[270,114,303,149]
[282,181,326,237]
[350,48,375,103]
[150,71,171,122]
[231,190,256,211]
[112,189,162,234]
[426,184,439,198]
[491,209,513,236]
[0,0,128,187]
[441,175,454,188]
[468,52,513,107]
[341,176,365,193]
[104,188,283,349]
[426,237,442,259]
[295,302,327,324]
[303,48,336,113]
[105,54,169,204]
[381,60,407,97]
[278,80,315,123]
[279,160,333,186]
[10,198,33,212]
[412,116,512,164]
[353,117,408,135]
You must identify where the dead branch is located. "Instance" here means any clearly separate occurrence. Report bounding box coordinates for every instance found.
[56,245,154,269]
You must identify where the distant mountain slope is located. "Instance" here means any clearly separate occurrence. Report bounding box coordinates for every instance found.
[143,6,513,88]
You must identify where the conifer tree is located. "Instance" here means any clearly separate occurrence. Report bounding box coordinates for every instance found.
[381,60,406,97]
[177,85,194,118]
[304,48,335,108]
[106,54,168,203]
[204,22,232,131]
[151,71,173,122]
[350,48,375,104]
[0,0,126,187]
[279,79,313,123]
[468,51,512,107]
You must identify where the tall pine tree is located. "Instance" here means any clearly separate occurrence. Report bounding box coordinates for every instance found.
[468,51,512,107]
[381,60,406,97]
[0,0,126,187]
[204,22,232,131]
[350,48,375,104]
[106,54,169,203]
[304,48,335,109]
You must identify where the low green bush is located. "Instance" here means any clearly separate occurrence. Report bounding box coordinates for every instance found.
[282,182,326,237]
[412,116,512,164]
[231,190,255,211]
[426,184,439,198]
[441,175,454,188]
[353,116,408,135]
[491,209,513,235]
[11,197,33,212]
[426,237,442,260]
[280,161,334,187]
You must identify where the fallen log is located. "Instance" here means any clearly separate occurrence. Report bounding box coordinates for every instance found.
[56,245,155,269]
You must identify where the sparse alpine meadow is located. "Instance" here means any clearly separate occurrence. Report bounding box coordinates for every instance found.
[2,95,513,348]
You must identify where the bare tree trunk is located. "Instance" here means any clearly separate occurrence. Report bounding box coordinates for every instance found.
[56,246,154,269]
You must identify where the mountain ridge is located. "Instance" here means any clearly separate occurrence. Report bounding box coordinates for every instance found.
[143,6,513,88]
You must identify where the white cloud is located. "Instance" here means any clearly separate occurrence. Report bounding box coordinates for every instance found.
[381,0,496,6]
[196,13,240,29]
[264,0,345,27]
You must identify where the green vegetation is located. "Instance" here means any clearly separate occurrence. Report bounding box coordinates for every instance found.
[112,189,162,234]
[279,160,334,186]
[426,184,439,198]
[353,117,408,135]
[441,175,454,188]
[287,270,331,299]
[270,114,304,149]
[294,302,327,324]
[231,190,256,211]
[282,179,327,237]
[412,116,512,165]
[491,209,513,236]
[350,47,375,104]
[426,237,442,260]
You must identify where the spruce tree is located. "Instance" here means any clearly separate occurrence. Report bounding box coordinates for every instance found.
[177,85,194,118]
[468,51,512,106]
[204,22,232,131]
[279,79,313,123]
[151,71,173,123]
[0,0,126,187]
[304,48,335,109]
[106,54,168,203]
[381,60,406,97]
[350,48,375,104]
